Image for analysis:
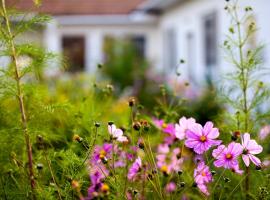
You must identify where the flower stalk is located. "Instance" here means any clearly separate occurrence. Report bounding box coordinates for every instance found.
[1,0,36,197]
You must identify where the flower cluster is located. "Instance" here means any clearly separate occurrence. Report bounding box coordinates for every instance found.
[86,117,263,198]
[153,116,263,195]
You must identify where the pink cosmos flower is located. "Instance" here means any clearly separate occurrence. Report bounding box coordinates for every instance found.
[194,162,212,185]
[231,164,244,175]
[93,143,112,160]
[212,142,243,170]
[108,124,128,142]
[87,164,109,199]
[165,182,177,193]
[241,133,263,167]
[153,119,175,135]
[259,125,270,140]
[153,118,176,144]
[185,121,221,154]
[197,184,209,196]
[194,161,212,196]
[128,157,142,181]
[175,117,196,140]
[156,144,183,174]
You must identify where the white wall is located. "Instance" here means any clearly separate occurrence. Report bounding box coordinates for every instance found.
[44,20,161,74]
[42,0,270,84]
[158,0,270,85]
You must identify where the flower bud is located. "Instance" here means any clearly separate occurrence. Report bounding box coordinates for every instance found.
[36,163,43,170]
[73,134,83,143]
[71,180,80,189]
[138,142,144,150]
[256,165,262,170]
[178,182,185,188]
[211,170,216,175]
[177,170,183,175]
[128,97,136,107]
[108,121,114,126]
[224,177,231,183]
[133,122,141,131]
[95,122,100,128]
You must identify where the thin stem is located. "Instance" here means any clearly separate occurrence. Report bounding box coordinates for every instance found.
[0,177,7,200]
[212,169,226,194]
[226,173,248,200]
[78,126,98,171]
[1,0,36,198]
[234,3,250,198]
[44,150,62,200]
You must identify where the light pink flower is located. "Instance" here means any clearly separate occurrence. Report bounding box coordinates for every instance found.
[175,117,196,140]
[108,124,128,142]
[197,184,209,196]
[259,125,270,140]
[185,122,221,154]
[156,144,183,174]
[194,162,212,185]
[212,142,243,169]
[241,133,263,166]
[231,164,244,174]
[165,182,176,193]
[128,157,142,181]
[194,162,212,196]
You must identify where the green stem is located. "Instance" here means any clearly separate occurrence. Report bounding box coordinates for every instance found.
[1,0,36,198]
[234,3,250,198]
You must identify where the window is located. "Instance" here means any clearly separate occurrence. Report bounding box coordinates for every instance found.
[164,28,177,71]
[203,12,217,82]
[62,36,85,72]
[187,32,196,83]
[131,36,146,59]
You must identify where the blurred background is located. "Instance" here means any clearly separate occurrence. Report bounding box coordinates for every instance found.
[3,0,270,119]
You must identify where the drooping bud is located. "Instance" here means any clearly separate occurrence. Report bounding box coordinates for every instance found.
[133,121,141,131]
[128,97,136,107]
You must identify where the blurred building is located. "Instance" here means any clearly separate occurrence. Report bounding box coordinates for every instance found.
[6,0,270,84]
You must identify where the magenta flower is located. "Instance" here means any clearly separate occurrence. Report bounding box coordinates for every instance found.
[87,165,108,199]
[175,117,196,140]
[108,124,128,142]
[212,142,243,169]
[156,144,183,174]
[241,133,263,166]
[185,121,221,154]
[128,157,142,181]
[92,143,113,163]
[194,161,212,196]
[153,119,175,135]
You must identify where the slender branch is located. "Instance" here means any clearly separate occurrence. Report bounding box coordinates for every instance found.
[1,0,36,198]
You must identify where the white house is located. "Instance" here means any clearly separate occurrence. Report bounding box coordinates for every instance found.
[7,0,270,85]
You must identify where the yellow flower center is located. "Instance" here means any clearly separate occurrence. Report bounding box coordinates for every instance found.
[201,172,206,177]
[200,135,207,142]
[161,165,168,173]
[226,153,232,159]
[162,123,168,129]
[99,149,107,159]
[101,183,109,193]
